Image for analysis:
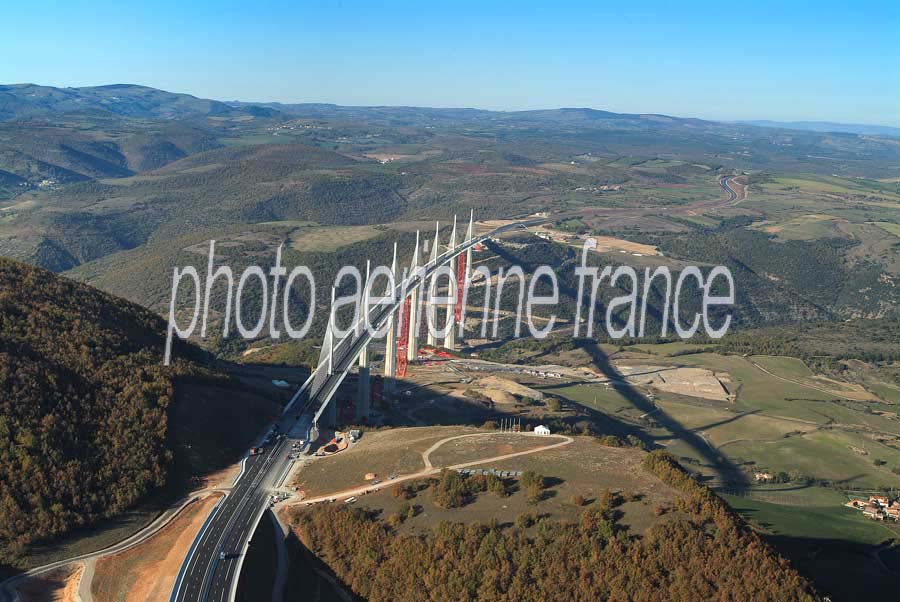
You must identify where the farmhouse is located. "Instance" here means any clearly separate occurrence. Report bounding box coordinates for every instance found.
[846,495,900,521]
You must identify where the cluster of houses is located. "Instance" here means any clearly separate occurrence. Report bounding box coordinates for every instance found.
[845,495,900,521]
[522,368,563,379]
[457,468,524,478]
[574,184,623,193]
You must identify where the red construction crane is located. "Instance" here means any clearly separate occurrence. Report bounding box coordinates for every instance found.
[396,295,411,378]
[455,252,467,321]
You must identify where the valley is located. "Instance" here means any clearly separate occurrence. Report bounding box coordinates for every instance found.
[1,82,899,602]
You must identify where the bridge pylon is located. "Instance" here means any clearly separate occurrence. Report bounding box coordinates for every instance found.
[443,215,458,350]
[426,221,441,348]
[406,230,422,362]
[356,261,371,422]
[383,242,399,393]
[457,210,474,344]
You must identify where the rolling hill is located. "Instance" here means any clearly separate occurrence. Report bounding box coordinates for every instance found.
[0,257,277,567]
[740,119,900,138]
[0,83,259,121]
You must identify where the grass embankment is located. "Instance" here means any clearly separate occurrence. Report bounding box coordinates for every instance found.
[91,494,222,602]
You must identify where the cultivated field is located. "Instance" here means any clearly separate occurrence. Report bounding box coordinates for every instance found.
[722,494,896,545]
[488,346,900,491]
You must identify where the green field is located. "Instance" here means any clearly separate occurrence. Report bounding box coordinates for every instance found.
[722,494,896,545]
[751,355,816,380]
[539,349,900,489]
[288,224,382,252]
[768,175,900,202]
[753,214,841,241]
[657,400,812,448]
[869,382,900,404]
[545,383,644,417]
[873,221,900,238]
[750,355,867,395]
[673,353,834,422]
[628,341,713,356]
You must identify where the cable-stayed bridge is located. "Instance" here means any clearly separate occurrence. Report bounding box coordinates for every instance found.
[171,213,542,602]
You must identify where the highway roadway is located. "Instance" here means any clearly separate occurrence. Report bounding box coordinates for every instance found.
[171,413,307,602]
[718,175,739,204]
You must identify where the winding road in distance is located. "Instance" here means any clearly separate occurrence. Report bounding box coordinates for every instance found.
[718,175,743,206]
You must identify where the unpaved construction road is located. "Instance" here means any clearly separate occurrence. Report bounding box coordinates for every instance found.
[293,431,573,505]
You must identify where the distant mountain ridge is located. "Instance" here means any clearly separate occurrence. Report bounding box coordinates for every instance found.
[0,82,708,128]
[0,83,270,121]
[738,119,900,137]
[5,83,899,139]
[225,99,712,129]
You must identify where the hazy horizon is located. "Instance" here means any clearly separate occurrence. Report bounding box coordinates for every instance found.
[6,80,900,132]
[2,0,898,127]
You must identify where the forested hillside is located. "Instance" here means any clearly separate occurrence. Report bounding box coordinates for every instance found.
[291,451,818,602]
[0,258,200,561]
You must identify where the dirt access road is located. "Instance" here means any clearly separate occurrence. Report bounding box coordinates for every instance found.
[291,431,573,505]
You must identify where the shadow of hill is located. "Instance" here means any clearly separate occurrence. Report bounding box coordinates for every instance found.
[372,377,652,445]
[690,409,762,432]
[762,533,900,602]
[579,340,749,489]
[281,528,354,602]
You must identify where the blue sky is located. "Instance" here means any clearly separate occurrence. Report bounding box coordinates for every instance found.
[3,1,899,125]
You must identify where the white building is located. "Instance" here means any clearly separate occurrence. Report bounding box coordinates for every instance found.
[534,425,551,436]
